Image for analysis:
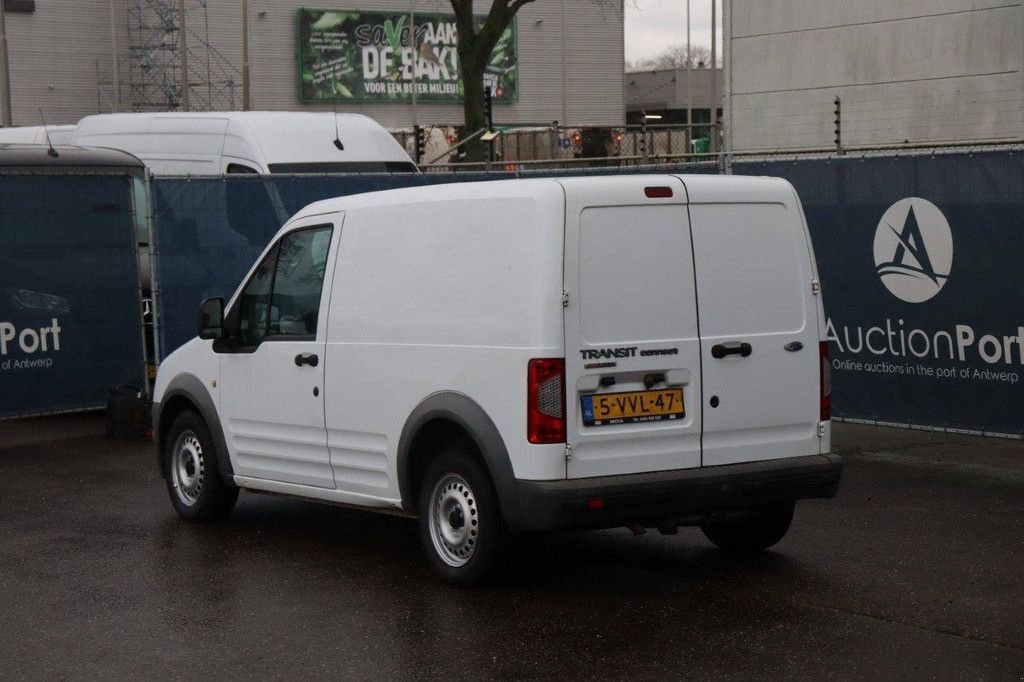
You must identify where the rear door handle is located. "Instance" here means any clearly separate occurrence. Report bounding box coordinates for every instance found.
[294,352,319,367]
[711,342,752,359]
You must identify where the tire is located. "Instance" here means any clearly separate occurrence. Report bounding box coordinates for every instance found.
[163,410,238,522]
[418,448,506,586]
[700,502,795,553]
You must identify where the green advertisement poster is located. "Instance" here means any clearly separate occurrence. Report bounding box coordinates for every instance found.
[297,9,518,104]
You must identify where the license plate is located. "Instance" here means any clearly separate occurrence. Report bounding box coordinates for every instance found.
[580,388,685,426]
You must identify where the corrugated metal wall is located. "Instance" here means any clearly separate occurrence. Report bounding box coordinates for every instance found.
[726,1,1024,152]
[3,0,130,126]
[1,0,624,128]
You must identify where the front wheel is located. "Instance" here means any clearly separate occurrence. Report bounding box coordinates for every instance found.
[700,502,795,553]
[418,449,505,586]
[163,410,238,522]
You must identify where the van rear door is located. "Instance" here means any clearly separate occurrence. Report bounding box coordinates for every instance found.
[682,177,822,467]
[560,177,702,479]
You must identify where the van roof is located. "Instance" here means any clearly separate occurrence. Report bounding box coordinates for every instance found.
[670,174,794,204]
[0,144,145,169]
[74,111,414,167]
[291,177,565,221]
[288,174,796,222]
[0,125,77,145]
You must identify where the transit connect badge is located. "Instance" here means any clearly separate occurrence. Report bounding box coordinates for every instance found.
[873,198,953,303]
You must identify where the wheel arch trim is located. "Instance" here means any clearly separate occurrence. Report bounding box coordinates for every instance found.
[396,391,522,527]
[154,373,235,486]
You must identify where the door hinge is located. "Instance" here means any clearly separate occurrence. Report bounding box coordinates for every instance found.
[811,279,821,295]
[562,290,570,308]
[817,422,827,438]
[564,443,574,461]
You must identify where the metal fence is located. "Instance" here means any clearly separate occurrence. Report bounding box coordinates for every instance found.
[391,123,722,170]
[149,143,1024,439]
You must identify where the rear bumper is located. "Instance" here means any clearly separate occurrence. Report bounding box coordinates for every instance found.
[511,454,842,532]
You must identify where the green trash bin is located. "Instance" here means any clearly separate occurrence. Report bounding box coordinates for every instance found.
[691,136,711,154]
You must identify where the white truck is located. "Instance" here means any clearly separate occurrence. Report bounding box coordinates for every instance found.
[72,112,418,175]
[152,174,841,585]
[0,124,76,146]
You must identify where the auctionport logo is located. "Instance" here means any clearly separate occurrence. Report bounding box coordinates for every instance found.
[873,198,953,303]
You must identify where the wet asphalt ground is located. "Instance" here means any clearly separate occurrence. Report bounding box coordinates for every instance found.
[1,415,1022,679]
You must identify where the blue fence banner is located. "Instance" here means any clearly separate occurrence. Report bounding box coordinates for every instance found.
[736,152,1024,436]
[0,175,145,418]
[152,164,716,356]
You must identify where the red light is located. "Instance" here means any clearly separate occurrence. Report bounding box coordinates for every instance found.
[645,186,673,198]
[820,341,832,421]
[527,358,566,444]
[586,498,605,510]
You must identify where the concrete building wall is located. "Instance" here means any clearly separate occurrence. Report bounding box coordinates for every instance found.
[625,67,722,122]
[3,0,129,126]
[726,1,1024,152]
[0,0,624,128]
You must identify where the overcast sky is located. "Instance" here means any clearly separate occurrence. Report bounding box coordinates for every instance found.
[624,0,722,65]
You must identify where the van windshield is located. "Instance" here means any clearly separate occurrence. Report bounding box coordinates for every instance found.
[268,161,418,174]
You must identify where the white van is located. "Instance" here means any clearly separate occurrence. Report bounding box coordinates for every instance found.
[0,124,76,146]
[72,112,418,175]
[152,175,841,585]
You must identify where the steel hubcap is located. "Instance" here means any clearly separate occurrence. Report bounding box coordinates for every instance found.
[171,430,204,506]
[429,474,479,567]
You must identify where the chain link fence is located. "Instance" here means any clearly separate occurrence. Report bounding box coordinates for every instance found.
[391,123,722,171]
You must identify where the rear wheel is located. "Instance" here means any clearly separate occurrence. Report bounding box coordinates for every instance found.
[418,449,505,586]
[163,410,238,522]
[700,502,795,553]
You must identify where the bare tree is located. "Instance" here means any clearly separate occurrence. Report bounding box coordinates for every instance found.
[450,0,624,163]
[627,44,714,71]
[449,0,527,163]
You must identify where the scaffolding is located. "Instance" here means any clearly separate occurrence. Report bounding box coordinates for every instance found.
[124,0,241,112]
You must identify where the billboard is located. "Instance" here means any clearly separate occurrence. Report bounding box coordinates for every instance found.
[736,153,1024,437]
[297,8,518,104]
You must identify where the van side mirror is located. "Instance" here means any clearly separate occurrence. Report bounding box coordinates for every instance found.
[198,298,224,340]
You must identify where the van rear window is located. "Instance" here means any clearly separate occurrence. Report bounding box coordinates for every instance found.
[268,162,418,174]
[578,205,698,345]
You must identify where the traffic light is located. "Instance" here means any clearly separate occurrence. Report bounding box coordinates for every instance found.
[483,86,495,163]
[413,124,426,164]
[483,86,494,132]
[833,96,843,155]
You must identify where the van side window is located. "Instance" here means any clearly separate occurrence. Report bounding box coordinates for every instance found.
[237,244,279,347]
[268,226,333,337]
[227,163,259,174]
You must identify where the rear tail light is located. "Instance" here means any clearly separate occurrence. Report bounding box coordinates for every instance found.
[528,358,566,444]
[645,186,673,198]
[819,341,832,421]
